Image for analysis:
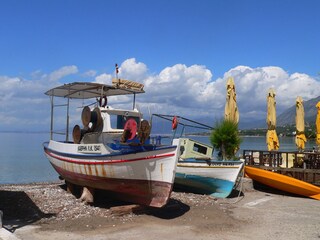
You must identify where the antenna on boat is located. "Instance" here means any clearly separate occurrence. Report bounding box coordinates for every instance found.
[115,63,119,83]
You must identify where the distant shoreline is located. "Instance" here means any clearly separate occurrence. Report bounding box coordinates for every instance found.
[0,180,62,186]
[0,131,296,138]
[0,131,50,134]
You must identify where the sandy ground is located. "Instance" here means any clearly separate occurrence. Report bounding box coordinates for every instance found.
[0,179,320,240]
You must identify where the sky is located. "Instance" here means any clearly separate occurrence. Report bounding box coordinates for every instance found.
[1,0,320,131]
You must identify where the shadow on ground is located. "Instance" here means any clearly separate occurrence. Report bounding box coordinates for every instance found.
[252,180,308,199]
[145,198,190,219]
[0,190,55,232]
[60,183,190,219]
[174,184,245,199]
[227,188,244,198]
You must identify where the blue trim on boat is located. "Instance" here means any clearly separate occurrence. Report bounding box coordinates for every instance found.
[43,141,177,159]
[178,158,243,165]
[175,173,235,198]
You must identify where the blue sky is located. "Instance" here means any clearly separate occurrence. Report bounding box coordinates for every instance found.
[1,0,320,131]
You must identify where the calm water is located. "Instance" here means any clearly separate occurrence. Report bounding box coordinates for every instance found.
[0,132,59,184]
[0,133,316,184]
[192,135,316,153]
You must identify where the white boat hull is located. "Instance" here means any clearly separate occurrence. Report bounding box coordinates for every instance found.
[175,159,244,198]
[44,140,178,207]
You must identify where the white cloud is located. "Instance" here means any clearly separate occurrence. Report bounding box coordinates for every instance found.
[47,65,78,82]
[226,66,320,119]
[118,58,148,81]
[1,60,320,131]
[0,76,21,90]
[82,70,97,78]
[94,73,113,84]
[140,64,215,118]
[0,65,80,131]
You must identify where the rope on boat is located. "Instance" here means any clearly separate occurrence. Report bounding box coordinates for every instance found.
[219,167,245,205]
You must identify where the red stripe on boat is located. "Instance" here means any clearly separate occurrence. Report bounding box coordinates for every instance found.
[51,164,173,207]
[45,149,175,165]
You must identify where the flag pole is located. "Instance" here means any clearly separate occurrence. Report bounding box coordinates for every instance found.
[115,63,119,84]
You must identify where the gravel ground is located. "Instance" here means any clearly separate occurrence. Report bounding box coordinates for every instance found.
[0,179,319,240]
[0,180,220,225]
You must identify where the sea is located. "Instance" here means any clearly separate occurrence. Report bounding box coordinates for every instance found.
[0,132,317,184]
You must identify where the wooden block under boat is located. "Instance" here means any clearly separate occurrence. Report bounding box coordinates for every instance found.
[110,204,147,216]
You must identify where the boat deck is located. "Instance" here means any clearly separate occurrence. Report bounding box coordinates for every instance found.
[243,149,320,186]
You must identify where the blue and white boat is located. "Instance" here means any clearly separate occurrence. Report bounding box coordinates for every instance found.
[43,81,179,208]
[151,114,244,198]
[174,138,244,198]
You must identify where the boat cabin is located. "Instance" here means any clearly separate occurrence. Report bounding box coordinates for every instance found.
[179,138,213,160]
[100,107,142,133]
[45,80,150,146]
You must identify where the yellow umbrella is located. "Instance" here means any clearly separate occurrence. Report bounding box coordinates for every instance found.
[295,96,307,150]
[266,88,279,151]
[316,101,320,146]
[224,77,239,124]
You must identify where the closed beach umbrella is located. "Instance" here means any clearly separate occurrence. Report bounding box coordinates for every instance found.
[266,88,279,151]
[316,101,320,146]
[224,77,239,124]
[295,96,307,150]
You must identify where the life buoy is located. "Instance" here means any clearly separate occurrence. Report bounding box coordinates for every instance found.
[172,116,178,130]
[98,96,107,108]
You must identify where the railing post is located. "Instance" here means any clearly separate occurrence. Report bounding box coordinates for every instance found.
[259,151,263,165]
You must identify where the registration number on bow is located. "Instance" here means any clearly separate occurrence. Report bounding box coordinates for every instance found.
[77,144,102,153]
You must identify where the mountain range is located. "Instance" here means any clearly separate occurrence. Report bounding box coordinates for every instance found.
[277,96,320,127]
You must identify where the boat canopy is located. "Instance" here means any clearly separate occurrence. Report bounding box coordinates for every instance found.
[45,80,144,99]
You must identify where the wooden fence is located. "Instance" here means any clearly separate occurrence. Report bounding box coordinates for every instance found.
[242,149,320,186]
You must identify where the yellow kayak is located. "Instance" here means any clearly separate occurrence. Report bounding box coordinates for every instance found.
[245,166,320,200]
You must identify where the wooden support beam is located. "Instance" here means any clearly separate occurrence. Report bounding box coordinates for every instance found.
[110,204,146,216]
[66,181,75,194]
[80,187,95,204]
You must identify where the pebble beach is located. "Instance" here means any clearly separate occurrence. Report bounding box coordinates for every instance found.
[0,178,320,240]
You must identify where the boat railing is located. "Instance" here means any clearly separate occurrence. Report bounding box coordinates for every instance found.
[150,114,213,144]
[243,149,320,186]
[45,81,145,142]
[49,95,70,141]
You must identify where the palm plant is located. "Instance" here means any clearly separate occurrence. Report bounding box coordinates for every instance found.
[210,119,242,160]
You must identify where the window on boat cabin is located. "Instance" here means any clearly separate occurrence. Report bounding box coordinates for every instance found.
[109,114,140,130]
[193,143,207,155]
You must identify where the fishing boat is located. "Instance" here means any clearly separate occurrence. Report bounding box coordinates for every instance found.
[245,166,320,200]
[43,80,179,208]
[175,138,244,198]
[151,114,244,198]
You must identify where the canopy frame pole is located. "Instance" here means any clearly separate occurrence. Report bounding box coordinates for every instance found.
[66,95,70,142]
[133,93,136,109]
[50,94,54,140]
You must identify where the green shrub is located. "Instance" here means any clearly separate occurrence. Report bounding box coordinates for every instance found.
[210,119,242,160]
